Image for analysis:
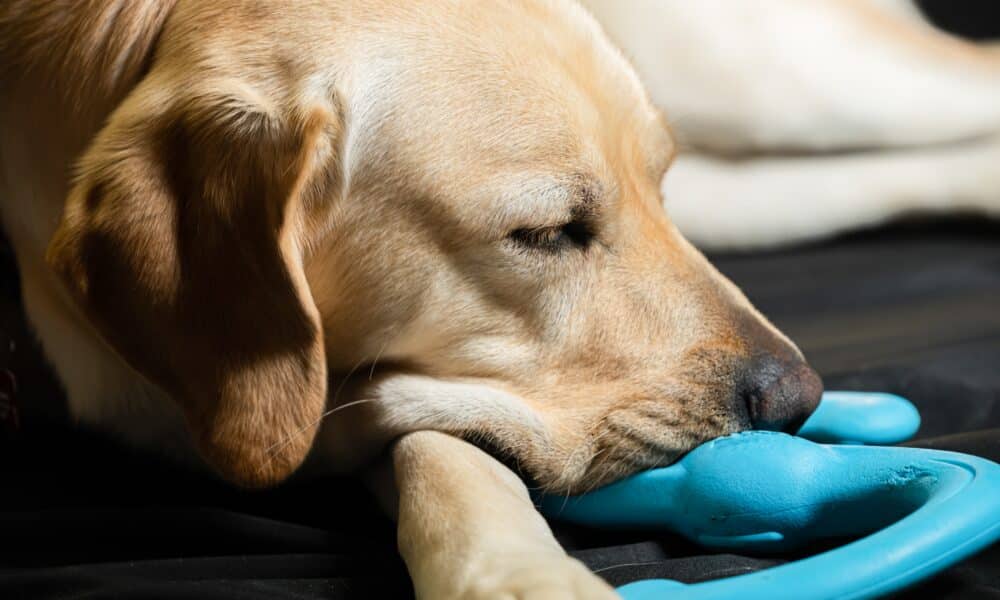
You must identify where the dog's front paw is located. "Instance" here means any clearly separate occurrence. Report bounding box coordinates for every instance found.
[455,554,619,600]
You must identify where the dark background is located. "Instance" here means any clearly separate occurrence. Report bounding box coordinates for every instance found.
[2,2,1000,599]
[918,0,1000,39]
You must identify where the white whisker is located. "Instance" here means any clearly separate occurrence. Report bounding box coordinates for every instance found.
[592,561,663,575]
[368,340,389,381]
[262,353,377,462]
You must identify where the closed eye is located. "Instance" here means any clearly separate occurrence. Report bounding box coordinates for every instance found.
[508,219,594,252]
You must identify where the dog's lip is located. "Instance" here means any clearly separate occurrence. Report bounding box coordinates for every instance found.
[463,424,718,494]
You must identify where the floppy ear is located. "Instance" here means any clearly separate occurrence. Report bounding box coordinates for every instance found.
[47,82,341,487]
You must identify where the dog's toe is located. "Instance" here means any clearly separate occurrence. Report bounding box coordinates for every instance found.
[458,555,618,600]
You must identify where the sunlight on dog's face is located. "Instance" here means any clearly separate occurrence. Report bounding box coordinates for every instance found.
[49,0,819,489]
[307,2,819,493]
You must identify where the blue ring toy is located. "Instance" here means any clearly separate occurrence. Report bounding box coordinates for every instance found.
[540,392,1000,599]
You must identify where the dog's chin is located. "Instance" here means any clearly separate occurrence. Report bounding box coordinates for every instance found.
[463,437,672,497]
[463,432,544,489]
[464,422,742,496]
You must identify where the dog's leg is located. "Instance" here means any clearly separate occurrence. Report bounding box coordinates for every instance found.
[372,430,617,600]
[867,0,930,26]
[663,134,1000,250]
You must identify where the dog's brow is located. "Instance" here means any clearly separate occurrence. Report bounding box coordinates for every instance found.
[544,175,604,224]
[571,175,602,217]
[489,174,600,228]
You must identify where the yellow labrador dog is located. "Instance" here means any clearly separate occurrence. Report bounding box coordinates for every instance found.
[0,1,821,597]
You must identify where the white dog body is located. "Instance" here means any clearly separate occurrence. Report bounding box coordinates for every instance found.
[583,0,1000,248]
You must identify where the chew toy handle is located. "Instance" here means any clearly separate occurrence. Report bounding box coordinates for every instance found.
[797,391,920,444]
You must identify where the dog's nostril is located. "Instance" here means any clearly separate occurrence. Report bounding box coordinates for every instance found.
[742,357,823,433]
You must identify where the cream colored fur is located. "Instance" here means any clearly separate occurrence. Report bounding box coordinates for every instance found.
[581,0,1000,249]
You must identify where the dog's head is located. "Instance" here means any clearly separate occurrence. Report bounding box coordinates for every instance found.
[47,0,820,490]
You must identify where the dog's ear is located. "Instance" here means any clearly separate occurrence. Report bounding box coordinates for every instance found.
[48,81,342,487]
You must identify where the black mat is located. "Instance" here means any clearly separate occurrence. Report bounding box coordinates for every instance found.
[2,218,998,599]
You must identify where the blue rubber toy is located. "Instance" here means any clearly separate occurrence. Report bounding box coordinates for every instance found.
[540,391,1000,599]
[797,390,920,444]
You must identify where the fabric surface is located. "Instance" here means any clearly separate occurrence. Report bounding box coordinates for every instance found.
[2,217,998,599]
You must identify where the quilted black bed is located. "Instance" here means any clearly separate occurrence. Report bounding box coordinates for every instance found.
[2,217,998,599]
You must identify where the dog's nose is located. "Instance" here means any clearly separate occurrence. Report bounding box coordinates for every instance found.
[741,356,823,433]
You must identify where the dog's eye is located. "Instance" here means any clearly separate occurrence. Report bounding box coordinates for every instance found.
[508,220,593,252]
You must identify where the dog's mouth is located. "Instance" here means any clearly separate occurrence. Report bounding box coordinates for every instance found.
[342,368,749,493]
[460,399,753,495]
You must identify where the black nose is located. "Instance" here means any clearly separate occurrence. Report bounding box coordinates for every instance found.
[741,356,823,433]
